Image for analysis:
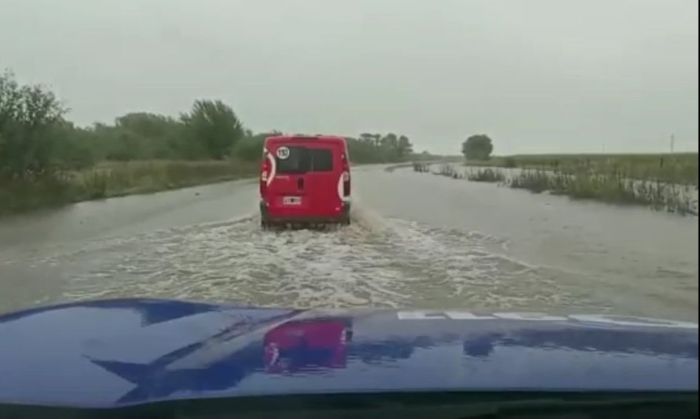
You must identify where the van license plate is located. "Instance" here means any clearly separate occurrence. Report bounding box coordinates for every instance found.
[283,196,302,205]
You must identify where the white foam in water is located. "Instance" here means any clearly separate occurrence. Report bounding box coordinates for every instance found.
[52,202,602,313]
[348,196,392,235]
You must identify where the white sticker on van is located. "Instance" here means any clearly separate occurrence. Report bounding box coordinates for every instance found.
[276,147,290,160]
[264,148,276,187]
[337,173,345,202]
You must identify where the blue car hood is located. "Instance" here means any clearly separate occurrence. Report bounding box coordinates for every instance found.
[0,298,697,408]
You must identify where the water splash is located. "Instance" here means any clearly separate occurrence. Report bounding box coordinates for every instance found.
[54,206,598,313]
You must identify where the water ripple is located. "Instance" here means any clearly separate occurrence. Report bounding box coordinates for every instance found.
[56,207,597,313]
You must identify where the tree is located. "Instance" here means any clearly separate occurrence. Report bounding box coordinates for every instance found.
[181,100,244,159]
[51,121,97,170]
[347,132,415,163]
[461,134,493,160]
[0,71,67,177]
[115,112,180,139]
[359,133,374,143]
[381,133,398,150]
[233,131,279,162]
[397,135,413,159]
[112,112,187,159]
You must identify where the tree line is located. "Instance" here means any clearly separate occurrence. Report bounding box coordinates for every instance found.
[0,70,418,180]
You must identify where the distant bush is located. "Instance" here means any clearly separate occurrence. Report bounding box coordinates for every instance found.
[413,162,430,172]
[437,164,463,179]
[0,70,67,178]
[507,169,696,215]
[467,168,505,183]
[461,134,493,160]
[509,170,551,193]
[506,154,697,186]
[0,160,258,216]
[77,160,256,198]
[0,174,76,214]
[233,133,268,162]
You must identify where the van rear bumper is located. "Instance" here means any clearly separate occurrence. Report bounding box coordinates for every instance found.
[260,201,350,224]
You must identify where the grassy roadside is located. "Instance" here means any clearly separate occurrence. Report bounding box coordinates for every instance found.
[0,160,258,216]
[1,156,432,217]
[465,153,698,186]
[506,169,697,215]
[422,154,698,215]
[385,159,453,172]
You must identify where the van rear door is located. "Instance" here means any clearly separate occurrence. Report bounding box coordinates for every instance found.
[268,144,312,211]
[304,144,341,216]
[265,141,342,217]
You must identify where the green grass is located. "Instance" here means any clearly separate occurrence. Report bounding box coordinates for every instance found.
[435,164,464,179]
[507,169,697,215]
[419,154,697,214]
[467,168,506,183]
[466,153,698,186]
[0,160,257,216]
[508,170,560,193]
[79,160,257,197]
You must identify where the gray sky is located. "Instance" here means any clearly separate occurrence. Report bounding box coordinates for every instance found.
[1,0,697,154]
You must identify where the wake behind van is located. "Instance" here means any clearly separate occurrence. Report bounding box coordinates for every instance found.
[260,135,351,228]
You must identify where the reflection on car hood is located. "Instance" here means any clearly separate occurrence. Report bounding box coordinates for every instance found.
[0,298,697,408]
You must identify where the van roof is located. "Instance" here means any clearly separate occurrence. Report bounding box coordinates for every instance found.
[264,135,346,145]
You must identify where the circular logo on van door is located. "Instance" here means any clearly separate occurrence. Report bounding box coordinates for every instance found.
[276,147,290,160]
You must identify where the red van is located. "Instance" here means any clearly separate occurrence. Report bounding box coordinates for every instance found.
[263,318,352,373]
[260,135,351,228]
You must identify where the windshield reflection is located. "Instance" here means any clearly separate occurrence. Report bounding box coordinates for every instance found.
[81,310,697,405]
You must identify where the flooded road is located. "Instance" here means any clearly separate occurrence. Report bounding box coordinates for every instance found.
[0,166,697,321]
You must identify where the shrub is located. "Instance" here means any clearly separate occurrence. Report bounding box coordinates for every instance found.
[467,168,505,183]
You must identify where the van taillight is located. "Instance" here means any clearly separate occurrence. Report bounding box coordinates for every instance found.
[342,171,351,197]
[341,154,350,197]
[260,153,271,195]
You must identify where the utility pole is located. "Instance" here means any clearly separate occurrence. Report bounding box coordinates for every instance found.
[670,134,675,154]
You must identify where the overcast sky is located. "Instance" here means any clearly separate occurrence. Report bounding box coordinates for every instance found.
[1,0,697,154]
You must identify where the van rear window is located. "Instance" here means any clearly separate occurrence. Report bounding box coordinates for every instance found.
[275,146,333,173]
[310,149,333,172]
[276,146,310,174]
